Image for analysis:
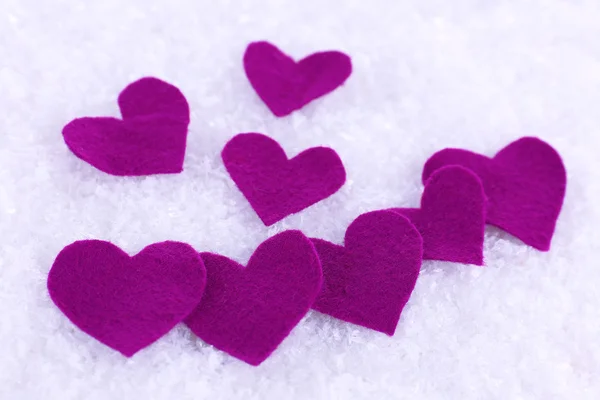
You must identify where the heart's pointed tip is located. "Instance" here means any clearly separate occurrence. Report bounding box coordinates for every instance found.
[261,216,279,226]
[382,324,397,336]
[532,242,552,252]
[242,355,267,367]
[476,256,485,266]
[118,348,138,358]
[272,108,294,117]
[467,257,485,267]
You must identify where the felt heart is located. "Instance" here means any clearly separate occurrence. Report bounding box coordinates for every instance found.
[244,41,352,117]
[423,137,567,251]
[391,166,486,265]
[185,230,322,366]
[222,132,346,226]
[311,210,422,335]
[62,77,190,176]
[47,240,206,357]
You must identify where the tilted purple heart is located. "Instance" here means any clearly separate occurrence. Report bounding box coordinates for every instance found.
[185,230,322,366]
[392,166,486,265]
[222,133,346,226]
[244,41,352,117]
[311,211,423,336]
[62,77,190,176]
[47,240,206,357]
[423,137,567,251]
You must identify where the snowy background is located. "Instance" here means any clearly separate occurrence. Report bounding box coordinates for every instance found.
[1,0,600,399]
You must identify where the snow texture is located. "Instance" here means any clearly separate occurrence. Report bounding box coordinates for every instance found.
[1,0,599,399]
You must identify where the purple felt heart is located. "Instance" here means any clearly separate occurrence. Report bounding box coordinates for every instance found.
[423,137,567,251]
[222,133,346,226]
[244,41,352,117]
[62,77,190,176]
[391,166,486,265]
[185,230,322,366]
[311,211,423,335]
[47,240,206,357]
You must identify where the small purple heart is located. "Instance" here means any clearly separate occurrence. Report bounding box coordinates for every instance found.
[185,231,322,365]
[311,211,423,336]
[62,77,190,176]
[423,137,567,251]
[185,230,322,366]
[222,133,346,226]
[392,166,486,265]
[244,41,352,117]
[47,240,206,357]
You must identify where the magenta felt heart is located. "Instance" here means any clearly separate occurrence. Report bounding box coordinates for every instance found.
[185,230,322,366]
[244,41,352,117]
[62,77,190,176]
[311,210,423,336]
[423,137,567,251]
[47,240,206,357]
[392,166,486,265]
[222,133,346,226]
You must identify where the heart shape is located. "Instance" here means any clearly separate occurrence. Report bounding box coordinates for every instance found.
[222,133,346,226]
[62,77,190,176]
[185,230,322,366]
[244,41,352,117]
[47,240,206,357]
[392,166,486,265]
[423,137,567,251]
[311,210,422,335]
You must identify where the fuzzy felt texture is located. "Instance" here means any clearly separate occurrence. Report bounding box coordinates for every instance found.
[47,240,206,357]
[391,166,486,265]
[62,77,190,176]
[185,230,322,366]
[423,137,567,251]
[311,211,423,335]
[222,132,346,226]
[244,41,352,117]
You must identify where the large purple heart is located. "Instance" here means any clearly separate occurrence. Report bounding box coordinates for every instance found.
[423,137,567,251]
[47,240,206,357]
[62,77,190,176]
[222,133,346,226]
[244,41,352,117]
[185,230,322,366]
[392,166,486,265]
[311,211,423,335]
